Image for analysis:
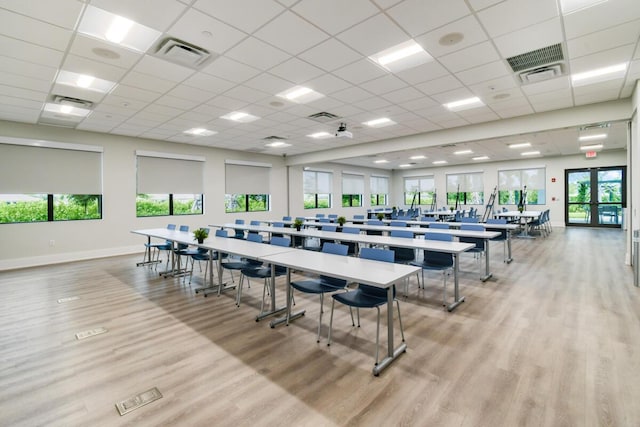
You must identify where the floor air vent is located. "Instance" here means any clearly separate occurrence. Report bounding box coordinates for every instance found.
[153,38,214,69]
[506,43,564,73]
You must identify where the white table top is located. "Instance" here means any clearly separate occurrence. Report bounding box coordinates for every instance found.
[260,250,421,289]
[376,218,520,230]
[496,210,541,219]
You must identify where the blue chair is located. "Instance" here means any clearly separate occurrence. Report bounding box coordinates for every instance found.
[340,226,360,255]
[459,224,485,264]
[217,232,262,299]
[290,242,350,342]
[144,224,176,271]
[329,247,405,366]
[411,233,454,306]
[419,216,436,228]
[429,222,450,229]
[328,214,338,220]
[316,214,325,218]
[173,225,190,273]
[390,221,407,227]
[233,219,245,239]
[486,218,509,262]
[366,219,384,236]
[460,217,479,223]
[282,216,292,221]
[190,229,229,287]
[389,229,415,264]
[353,214,365,224]
[237,236,290,308]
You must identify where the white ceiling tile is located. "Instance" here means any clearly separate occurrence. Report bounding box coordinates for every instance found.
[224,85,271,103]
[493,17,563,58]
[120,71,177,94]
[333,59,387,85]
[569,44,636,74]
[521,75,571,95]
[0,95,43,111]
[167,84,217,103]
[167,8,248,55]
[415,15,488,58]
[531,97,574,112]
[193,0,284,34]
[62,54,129,83]
[225,37,290,70]
[416,75,463,95]
[90,0,188,32]
[298,38,362,72]
[381,87,425,104]
[395,61,450,85]
[495,104,535,118]
[563,0,640,39]
[438,41,501,72]
[133,55,196,82]
[336,14,409,57]
[206,95,250,111]
[468,75,519,97]
[268,58,325,84]
[0,9,72,51]
[109,84,160,102]
[0,70,52,93]
[567,19,640,59]
[0,0,83,29]
[1,56,57,82]
[253,11,329,56]
[572,79,624,96]
[244,73,295,94]
[455,61,511,85]
[304,74,352,95]
[371,0,403,9]
[0,106,40,123]
[359,75,407,95]
[68,35,142,69]
[352,96,393,111]
[181,73,235,94]
[527,88,573,105]
[477,0,559,38]
[201,57,261,83]
[143,102,189,117]
[0,84,47,102]
[400,96,439,112]
[429,87,475,103]
[293,0,379,35]
[330,86,374,103]
[387,0,471,37]
[0,35,64,67]
[101,94,149,111]
[467,0,505,11]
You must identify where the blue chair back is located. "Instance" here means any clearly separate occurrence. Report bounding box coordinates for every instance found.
[460,217,479,223]
[282,216,292,221]
[423,233,453,267]
[321,225,337,232]
[420,216,435,222]
[322,242,348,256]
[247,233,262,243]
[460,224,483,231]
[367,220,384,225]
[316,214,325,218]
[424,232,452,242]
[215,229,228,238]
[353,215,365,220]
[390,229,413,239]
[328,214,338,219]
[273,222,284,228]
[429,222,450,229]
[270,236,291,247]
[459,224,484,250]
[179,225,189,232]
[390,221,407,227]
[250,220,260,226]
[167,224,176,230]
[360,247,394,263]
[486,218,507,239]
[486,218,506,225]
[235,219,244,224]
[318,218,330,223]
[341,227,360,234]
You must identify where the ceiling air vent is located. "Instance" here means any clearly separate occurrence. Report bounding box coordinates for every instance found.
[307,111,341,123]
[506,43,564,72]
[263,135,287,141]
[53,95,93,109]
[519,64,563,84]
[153,37,214,69]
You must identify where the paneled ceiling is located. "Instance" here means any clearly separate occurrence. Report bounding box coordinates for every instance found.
[0,0,638,169]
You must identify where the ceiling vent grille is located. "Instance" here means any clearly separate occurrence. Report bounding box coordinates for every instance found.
[307,111,341,123]
[263,135,287,141]
[506,43,564,72]
[53,95,93,109]
[153,37,214,69]
[519,63,563,84]
[579,122,611,131]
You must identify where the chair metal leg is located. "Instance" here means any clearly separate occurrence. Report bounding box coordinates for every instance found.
[328,299,336,346]
[317,293,324,343]
[374,306,381,365]
[395,299,405,342]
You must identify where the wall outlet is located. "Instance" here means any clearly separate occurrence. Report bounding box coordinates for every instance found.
[49,240,55,247]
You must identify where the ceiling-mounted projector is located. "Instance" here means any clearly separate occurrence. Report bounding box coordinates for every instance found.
[335,122,353,138]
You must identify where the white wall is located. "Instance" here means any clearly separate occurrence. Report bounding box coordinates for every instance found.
[391,150,628,228]
[0,121,288,270]
[631,82,639,265]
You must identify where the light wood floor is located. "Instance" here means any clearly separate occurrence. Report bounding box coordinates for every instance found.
[1,227,638,426]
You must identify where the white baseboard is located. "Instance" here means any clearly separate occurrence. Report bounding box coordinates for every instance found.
[0,245,143,271]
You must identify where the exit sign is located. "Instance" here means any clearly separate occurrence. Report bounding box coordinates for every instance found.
[585,151,597,158]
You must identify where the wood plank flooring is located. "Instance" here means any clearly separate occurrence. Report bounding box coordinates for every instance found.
[0,227,638,426]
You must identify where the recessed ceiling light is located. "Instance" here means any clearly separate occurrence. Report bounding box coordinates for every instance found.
[56,70,116,93]
[398,164,412,168]
[454,149,473,155]
[473,156,489,161]
[220,111,260,123]
[521,151,540,156]
[444,96,484,112]
[44,103,90,117]
[432,160,447,165]
[276,86,324,104]
[374,159,389,164]
[578,133,607,141]
[560,0,608,15]
[409,155,426,160]
[363,117,396,128]
[508,142,531,149]
[369,40,432,73]
[265,141,291,148]
[78,5,161,53]
[184,128,216,136]
[307,131,333,139]
[580,144,604,150]
[438,32,464,47]
[571,63,627,87]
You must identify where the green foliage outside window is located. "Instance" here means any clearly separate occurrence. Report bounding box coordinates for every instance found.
[0,194,102,223]
[136,194,170,217]
[0,196,47,223]
[225,194,268,213]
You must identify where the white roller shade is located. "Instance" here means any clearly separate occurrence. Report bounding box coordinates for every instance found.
[137,155,204,194]
[446,174,461,192]
[522,168,545,189]
[498,170,522,191]
[304,170,332,193]
[0,143,102,194]
[225,163,271,194]
[370,176,389,193]
[342,173,364,194]
[405,175,433,192]
[464,172,483,192]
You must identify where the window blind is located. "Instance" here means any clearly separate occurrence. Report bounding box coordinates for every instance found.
[342,173,364,194]
[405,175,434,192]
[225,162,271,194]
[304,170,332,194]
[448,172,483,192]
[370,176,389,193]
[137,153,204,194]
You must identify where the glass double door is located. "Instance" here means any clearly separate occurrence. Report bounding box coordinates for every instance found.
[566,166,625,227]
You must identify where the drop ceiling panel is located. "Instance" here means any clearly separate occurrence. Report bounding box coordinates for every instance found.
[521,75,571,95]
[120,71,177,94]
[91,0,188,32]
[62,54,128,82]
[292,0,379,35]
[2,56,57,82]
[567,19,640,59]
[110,85,161,103]
[381,87,425,104]
[387,0,471,37]
[224,37,290,70]
[201,57,261,83]
[415,15,488,58]
[166,84,217,103]
[0,70,52,93]
[68,35,142,69]
[478,0,559,38]
[455,60,511,86]
[133,55,195,82]
[562,0,640,39]
[569,44,636,74]
[0,35,64,68]
[416,75,463,96]
[359,74,407,95]
[333,59,387,85]
[253,11,329,56]
[244,73,294,94]
[337,14,410,57]
[182,73,236,94]
[193,0,284,34]
[492,17,564,58]
[395,61,450,85]
[467,0,505,11]
[298,73,352,95]
[0,0,83,28]
[0,9,72,51]
[0,84,47,102]
[298,38,361,72]
[438,41,501,72]
[268,57,325,84]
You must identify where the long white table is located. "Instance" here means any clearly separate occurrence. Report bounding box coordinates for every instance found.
[212,223,476,310]
[495,210,541,238]
[261,248,421,376]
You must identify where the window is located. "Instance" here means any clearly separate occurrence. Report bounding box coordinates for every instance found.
[224,160,271,213]
[0,138,103,224]
[341,173,364,207]
[370,175,389,206]
[304,170,332,209]
[446,172,484,206]
[136,151,205,217]
[404,176,435,205]
[498,167,546,205]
